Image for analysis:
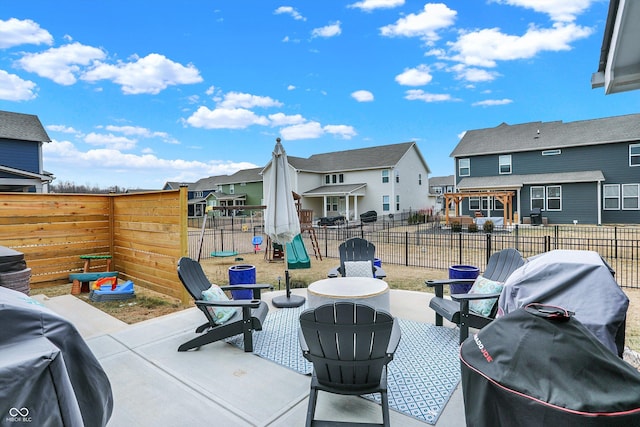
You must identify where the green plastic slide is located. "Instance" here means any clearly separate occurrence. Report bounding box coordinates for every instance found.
[286,234,311,269]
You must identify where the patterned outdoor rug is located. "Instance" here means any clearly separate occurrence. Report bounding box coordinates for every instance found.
[227,305,460,425]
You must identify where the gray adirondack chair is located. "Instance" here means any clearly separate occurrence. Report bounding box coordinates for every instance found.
[299,302,401,427]
[327,237,386,279]
[177,257,271,352]
[426,248,525,343]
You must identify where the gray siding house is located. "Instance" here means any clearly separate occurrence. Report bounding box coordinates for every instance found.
[0,110,53,192]
[451,113,640,225]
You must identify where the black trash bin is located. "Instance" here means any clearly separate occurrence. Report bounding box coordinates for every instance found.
[529,207,542,225]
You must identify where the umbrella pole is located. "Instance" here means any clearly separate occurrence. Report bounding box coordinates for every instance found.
[272,255,305,308]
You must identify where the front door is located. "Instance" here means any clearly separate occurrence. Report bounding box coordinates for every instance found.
[326,196,341,216]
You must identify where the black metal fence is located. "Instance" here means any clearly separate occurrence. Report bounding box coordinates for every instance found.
[188,215,640,289]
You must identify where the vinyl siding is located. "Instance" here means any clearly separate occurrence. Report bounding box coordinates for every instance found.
[0,139,40,173]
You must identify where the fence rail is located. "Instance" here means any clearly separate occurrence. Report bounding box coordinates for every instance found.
[189,221,640,289]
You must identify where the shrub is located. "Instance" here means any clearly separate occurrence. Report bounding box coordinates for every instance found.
[483,220,494,233]
[451,221,462,233]
[467,223,478,233]
[408,212,426,224]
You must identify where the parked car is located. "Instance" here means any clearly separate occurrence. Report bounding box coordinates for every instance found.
[360,210,378,223]
[317,215,346,226]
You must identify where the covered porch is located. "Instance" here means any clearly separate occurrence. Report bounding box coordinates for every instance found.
[302,183,367,221]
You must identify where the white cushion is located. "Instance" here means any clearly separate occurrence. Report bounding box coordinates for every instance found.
[201,284,237,324]
[468,275,504,317]
[344,260,373,278]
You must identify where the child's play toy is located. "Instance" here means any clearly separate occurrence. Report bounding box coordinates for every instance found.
[89,280,135,302]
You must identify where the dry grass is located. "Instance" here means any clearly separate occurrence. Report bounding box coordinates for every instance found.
[35,282,185,325]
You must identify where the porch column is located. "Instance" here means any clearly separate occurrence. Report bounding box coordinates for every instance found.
[323,195,327,217]
[354,195,358,219]
[345,193,350,221]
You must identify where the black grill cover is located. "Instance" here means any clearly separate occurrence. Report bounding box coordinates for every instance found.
[460,304,640,427]
[0,286,113,426]
[0,245,26,273]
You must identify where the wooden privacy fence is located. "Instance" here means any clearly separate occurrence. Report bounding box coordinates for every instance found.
[0,188,190,304]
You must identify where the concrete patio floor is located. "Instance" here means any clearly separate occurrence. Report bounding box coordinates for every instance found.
[32,289,466,427]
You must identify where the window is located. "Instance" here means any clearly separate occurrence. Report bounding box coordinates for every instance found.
[542,149,561,156]
[217,185,223,192]
[499,155,512,174]
[469,197,480,210]
[418,174,422,185]
[229,184,234,194]
[395,172,400,183]
[531,186,545,210]
[458,158,470,177]
[631,144,640,166]
[396,195,400,210]
[326,197,339,212]
[622,184,640,209]
[603,184,620,210]
[546,186,561,210]
[382,195,390,211]
[194,191,203,198]
[382,170,389,183]
[325,174,344,184]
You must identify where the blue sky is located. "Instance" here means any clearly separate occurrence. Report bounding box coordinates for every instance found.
[1,0,638,189]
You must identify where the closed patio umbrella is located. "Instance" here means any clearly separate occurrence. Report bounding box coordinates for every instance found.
[265,138,305,308]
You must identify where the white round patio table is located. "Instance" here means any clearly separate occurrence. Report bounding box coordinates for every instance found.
[307,277,390,312]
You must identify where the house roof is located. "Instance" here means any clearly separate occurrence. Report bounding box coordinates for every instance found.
[457,170,605,190]
[287,142,430,173]
[592,0,640,94]
[451,113,640,157]
[429,175,455,187]
[0,110,51,143]
[217,167,262,184]
[302,183,367,197]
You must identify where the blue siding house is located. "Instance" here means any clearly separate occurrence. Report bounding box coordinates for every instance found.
[450,113,640,225]
[0,110,53,192]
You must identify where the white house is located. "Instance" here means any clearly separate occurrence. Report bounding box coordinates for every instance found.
[262,142,432,222]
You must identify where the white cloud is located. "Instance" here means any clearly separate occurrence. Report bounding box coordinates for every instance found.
[47,124,81,135]
[449,22,593,67]
[82,53,202,94]
[17,42,106,85]
[404,89,456,102]
[0,70,37,101]
[380,3,456,43]
[348,0,405,11]
[84,132,137,150]
[268,112,306,126]
[311,21,342,38]
[472,98,513,106]
[274,6,306,21]
[395,65,433,86]
[287,85,296,90]
[0,18,53,49]
[281,122,324,140]
[280,121,356,140]
[186,106,269,129]
[491,0,592,22]
[351,90,374,102]
[450,64,499,82]
[324,125,357,139]
[43,139,258,188]
[103,125,179,144]
[218,92,283,109]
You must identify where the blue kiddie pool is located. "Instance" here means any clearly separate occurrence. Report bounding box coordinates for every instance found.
[448,265,479,294]
[228,264,256,300]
